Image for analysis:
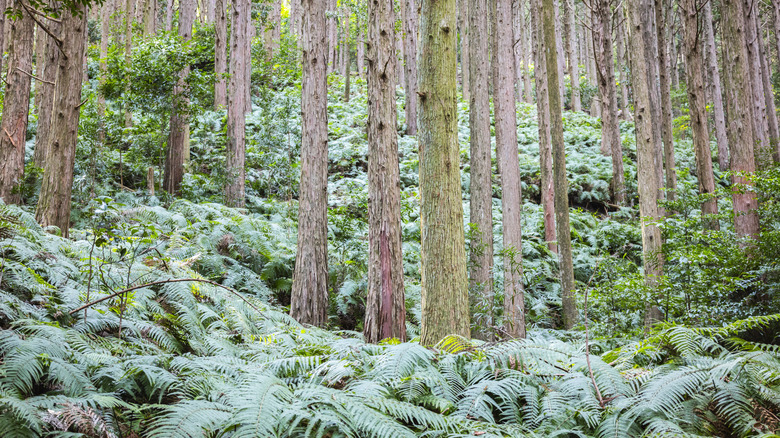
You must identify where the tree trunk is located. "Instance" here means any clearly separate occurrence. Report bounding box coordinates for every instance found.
[468,0,494,337]
[541,0,576,329]
[680,0,718,230]
[512,0,531,104]
[364,0,407,344]
[264,0,281,60]
[163,0,195,196]
[722,0,759,238]
[402,0,419,135]
[591,0,625,205]
[225,0,249,208]
[214,0,228,109]
[356,19,365,78]
[702,0,729,170]
[655,0,676,201]
[639,1,665,212]
[0,0,5,77]
[339,6,349,77]
[458,0,470,102]
[33,8,60,168]
[35,5,88,237]
[290,0,329,327]
[0,2,34,205]
[418,0,470,346]
[165,0,174,32]
[756,22,780,163]
[97,0,112,145]
[743,0,771,168]
[494,0,525,339]
[344,40,351,101]
[326,0,337,73]
[531,0,556,253]
[627,0,664,328]
[615,2,630,119]
[553,0,565,105]
[563,0,580,111]
[143,0,157,34]
[290,0,301,37]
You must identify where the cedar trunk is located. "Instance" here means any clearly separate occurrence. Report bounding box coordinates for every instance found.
[563,0,580,111]
[0,3,34,205]
[655,0,677,201]
[702,1,729,170]
[225,0,249,208]
[742,2,772,168]
[33,5,60,168]
[418,0,470,346]
[402,0,419,135]
[457,0,470,102]
[214,0,228,109]
[290,0,329,327]
[364,0,407,343]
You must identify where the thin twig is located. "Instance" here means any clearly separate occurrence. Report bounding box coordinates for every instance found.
[16,67,54,85]
[69,278,265,315]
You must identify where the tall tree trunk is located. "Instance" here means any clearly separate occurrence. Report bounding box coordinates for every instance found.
[553,0,565,105]
[165,0,174,31]
[468,0,494,337]
[494,0,525,338]
[35,5,88,237]
[615,2,630,119]
[418,0,470,346]
[563,0,580,111]
[680,0,719,230]
[0,2,34,205]
[702,0,729,170]
[264,0,281,60]
[541,0,576,329]
[0,0,5,77]
[290,0,329,327]
[356,18,365,78]
[364,0,407,343]
[655,0,676,201]
[591,0,625,205]
[143,0,157,34]
[512,0,531,104]
[97,0,113,145]
[290,0,301,38]
[339,6,349,77]
[627,0,664,328]
[722,0,759,238]
[640,1,665,212]
[743,0,771,168]
[163,0,195,195]
[531,0,556,253]
[214,0,228,109]
[33,8,60,168]
[205,0,215,22]
[326,0,337,73]
[225,0,249,207]
[124,0,135,131]
[458,0,470,102]
[757,23,780,163]
[402,0,419,135]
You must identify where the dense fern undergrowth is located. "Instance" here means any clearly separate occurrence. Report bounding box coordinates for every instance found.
[3,28,780,436]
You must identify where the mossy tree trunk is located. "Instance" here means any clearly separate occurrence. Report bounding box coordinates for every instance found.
[290,0,329,327]
[364,0,407,344]
[418,0,470,346]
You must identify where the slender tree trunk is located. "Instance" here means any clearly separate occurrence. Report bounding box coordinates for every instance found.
[0,0,5,77]
[702,0,729,170]
[143,0,157,34]
[639,1,665,212]
[680,0,718,230]
[356,19,365,78]
[402,0,419,135]
[512,0,530,104]
[326,0,337,73]
[468,0,494,337]
[124,0,135,131]
[396,22,405,101]
[591,0,625,205]
[531,0,556,253]
[553,0,565,105]
[722,0,759,238]
[339,6,349,77]
[418,0,470,346]
[655,0,676,201]
[458,0,470,102]
[541,0,576,329]
[244,13,253,110]
[743,0,771,168]
[165,0,174,32]
[205,0,215,22]
[35,5,88,237]
[290,0,301,38]
[494,0,525,339]
[264,0,281,60]
[0,2,33,205]
[291,0,329,327]
[757,23,780,163]
[214,0,228,109]
[615,3,630,119]
[628,0,664,328]
[343,39,351,101]
[97,0,112,145]
[225,0,249,207]
[163,0,194,195]
[364,0,407,343]
[563,0,580,111]
[33,8,60,168]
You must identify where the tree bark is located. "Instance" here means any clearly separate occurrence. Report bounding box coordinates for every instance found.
[290,0,329,327]
[722,0,759,238]
[458,0,470,102]
[163,0,195,196]
[702,0,729,170]
[512,0,531,104]
[214,0,228,109]
[326,0,337,73]
[0,0,5,77]
[263,0,281,60]
[356,18,365,78]
[35,5,88,237]
[402,0,419,135]
[591,0,625,205]
[0,1,33,204]
[627,0,664,328]
[541,0,576,329]
[531,0,556,253]
[33,6,60,168]
[225,0,249,208]
[418,0,470,346]
[680,0,718,230]
[563,0,580,111]
[743,0,771,168]
[290,0,301,38]
[494,0,525,339]
[165,0,174,32]
[655,0,676,201]
[468,0,494,337]
[615,4,630,119]
[364,0,407,344]
[756,21,780,163]
[98,0,113,145]
[143,0,157,34]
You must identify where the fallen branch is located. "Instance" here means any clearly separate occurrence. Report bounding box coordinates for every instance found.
[69,278,264,315]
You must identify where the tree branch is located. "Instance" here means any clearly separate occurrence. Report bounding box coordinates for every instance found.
[16,67,54,85]
[20,1,65,58]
